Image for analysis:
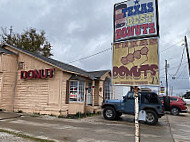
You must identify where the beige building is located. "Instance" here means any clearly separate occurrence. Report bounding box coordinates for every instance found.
[0,43,113,116]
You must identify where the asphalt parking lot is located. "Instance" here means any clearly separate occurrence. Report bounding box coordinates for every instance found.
[0,112,190,142]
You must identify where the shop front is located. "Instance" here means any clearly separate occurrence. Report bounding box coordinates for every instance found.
[0,43,113,116]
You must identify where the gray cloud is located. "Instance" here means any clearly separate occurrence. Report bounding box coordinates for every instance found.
[0,0,190,95]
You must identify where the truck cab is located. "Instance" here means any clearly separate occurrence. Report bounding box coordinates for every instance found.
[102,91,164,125]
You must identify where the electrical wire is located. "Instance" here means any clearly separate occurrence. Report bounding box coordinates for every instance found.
[68,39,182,64]
[176,65,187,79]
[159,62,188,72]
[160,40,183,53]
[69,47,112,63]
[173,46,185,76]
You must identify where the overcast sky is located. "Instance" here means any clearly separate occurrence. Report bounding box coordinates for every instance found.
[0,0,189,95]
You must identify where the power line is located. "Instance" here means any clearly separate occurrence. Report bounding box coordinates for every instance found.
[173,46,185,76]
[160,62,188,72]
[160,40,183,53]
[69,47,112,63]
[176,65,187,79]
[68,39,182,64]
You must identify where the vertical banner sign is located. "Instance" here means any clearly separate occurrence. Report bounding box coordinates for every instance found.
[114,0,159,42]
[113,38,159,86]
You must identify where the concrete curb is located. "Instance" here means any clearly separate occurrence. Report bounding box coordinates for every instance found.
[0,112,22,120]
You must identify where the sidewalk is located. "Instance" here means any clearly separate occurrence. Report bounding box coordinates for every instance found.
[0,111,21,120]
[0,111,189,142]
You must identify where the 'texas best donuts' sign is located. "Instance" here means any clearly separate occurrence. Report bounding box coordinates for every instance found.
[114,0,159,42]
[113,38,159,86]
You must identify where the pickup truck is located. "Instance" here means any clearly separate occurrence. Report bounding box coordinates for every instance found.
[102,92,164,125]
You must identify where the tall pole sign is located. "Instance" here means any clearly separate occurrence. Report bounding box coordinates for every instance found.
[112,0,159,142]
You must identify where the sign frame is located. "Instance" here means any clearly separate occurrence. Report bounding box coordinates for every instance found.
[113,0,159,43]
[112,37,160,87]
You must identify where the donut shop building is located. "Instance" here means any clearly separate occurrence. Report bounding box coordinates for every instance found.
[0,43,113,115]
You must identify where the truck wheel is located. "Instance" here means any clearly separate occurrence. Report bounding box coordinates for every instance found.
[103,107,116,120]
[171,107,179,115]
[145,109,158,125]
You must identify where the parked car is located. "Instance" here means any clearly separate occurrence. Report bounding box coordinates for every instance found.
[182,92,190,104]
[102,92,164,125]
[183,98,190,104]
[159,96,188,115]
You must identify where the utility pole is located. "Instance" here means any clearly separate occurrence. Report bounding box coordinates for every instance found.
[9,26,13,38]
[165,60,169,96]
[185,36,190,86]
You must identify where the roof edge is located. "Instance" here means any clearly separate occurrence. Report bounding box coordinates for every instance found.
[2,43,88,78]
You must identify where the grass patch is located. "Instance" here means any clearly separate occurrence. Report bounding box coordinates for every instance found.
[31,113,41,117]
[58,112,101,119]
[0,129,55,142]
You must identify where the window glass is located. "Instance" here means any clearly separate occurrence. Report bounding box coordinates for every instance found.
[127,92,134,99]
[170,98,177,101]
[142,93,158,104]
[69,81,85,102]
[78,81,85,102]
[104,78,113,100]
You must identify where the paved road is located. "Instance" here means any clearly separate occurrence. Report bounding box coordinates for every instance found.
[0,112,179,142]
[167,113,190,142]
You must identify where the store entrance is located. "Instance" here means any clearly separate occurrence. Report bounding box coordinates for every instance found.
[0,74,2,107]
[87,82,93,105]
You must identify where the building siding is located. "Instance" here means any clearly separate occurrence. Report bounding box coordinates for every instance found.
[0,45,112,115]
[0,54,17,111]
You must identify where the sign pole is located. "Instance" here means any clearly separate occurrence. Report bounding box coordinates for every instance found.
[135,86,140,142]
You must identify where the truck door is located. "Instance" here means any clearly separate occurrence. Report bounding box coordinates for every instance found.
[121,92,135,114]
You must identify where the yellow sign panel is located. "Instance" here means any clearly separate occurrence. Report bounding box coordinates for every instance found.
[113,38,159,86]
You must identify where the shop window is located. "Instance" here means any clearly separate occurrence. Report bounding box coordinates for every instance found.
[69,81,85,102]
[104,78,113,100]
[18,62,24,70]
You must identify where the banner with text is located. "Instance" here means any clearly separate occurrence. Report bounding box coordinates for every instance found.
[113,38,159,86]
[114,0,159,42]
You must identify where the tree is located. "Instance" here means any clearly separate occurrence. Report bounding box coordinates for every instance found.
[0,27,53,57]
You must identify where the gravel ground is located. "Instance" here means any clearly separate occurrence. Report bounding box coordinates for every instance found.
[0,132,32,142]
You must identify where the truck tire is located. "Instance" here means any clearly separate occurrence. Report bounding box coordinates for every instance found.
[145,109,158,125]
[103,106,116,120]
[170,107,179,115]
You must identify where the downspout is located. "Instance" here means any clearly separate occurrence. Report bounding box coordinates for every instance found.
[11,56,18,112]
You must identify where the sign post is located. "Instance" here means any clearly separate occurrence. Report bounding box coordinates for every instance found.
[134,86,140,142]
[113,0,159,142]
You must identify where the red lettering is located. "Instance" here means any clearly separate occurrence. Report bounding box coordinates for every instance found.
[21,71,27,79]
[149,38,157,45]
[135,25,141,36]
[122,41,128,48]
[141,24,148,34]
[139,39,148,46]
[127,26,134,37]
[116,29,122,39]
[149,22,155,34]
[20,68,54,79]
[113,64,158,78]
[40,69,48,79]
[27,70,34,79]
[122,27,127,38]
[34,70,41,78]
[48,68,54,78]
